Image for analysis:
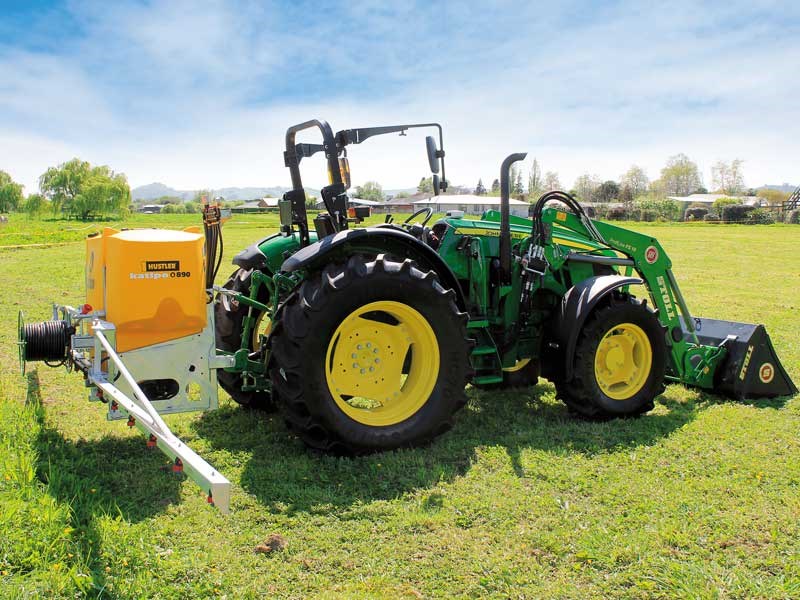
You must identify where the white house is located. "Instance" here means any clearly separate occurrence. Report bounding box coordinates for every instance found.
[413,194,529,217]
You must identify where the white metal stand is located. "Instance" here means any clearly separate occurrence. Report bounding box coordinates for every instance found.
[60,304,235,513]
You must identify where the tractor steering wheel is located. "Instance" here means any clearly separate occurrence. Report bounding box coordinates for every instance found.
[400,207,435,246]
[403,207,434,227]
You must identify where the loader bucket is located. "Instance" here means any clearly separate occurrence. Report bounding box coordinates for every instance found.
[686,317,797,400]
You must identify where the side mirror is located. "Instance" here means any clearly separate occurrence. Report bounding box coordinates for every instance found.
[426,136,440,174]
[432,174,441,196]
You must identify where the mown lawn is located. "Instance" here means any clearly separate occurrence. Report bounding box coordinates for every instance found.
[1,215,798,598]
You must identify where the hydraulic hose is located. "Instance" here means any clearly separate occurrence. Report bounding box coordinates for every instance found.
[22,320,71,362]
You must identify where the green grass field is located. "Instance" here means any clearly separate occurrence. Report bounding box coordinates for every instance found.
[1,214,798,598]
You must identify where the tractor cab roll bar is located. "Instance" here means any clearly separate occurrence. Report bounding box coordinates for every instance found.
[279,119,447,247]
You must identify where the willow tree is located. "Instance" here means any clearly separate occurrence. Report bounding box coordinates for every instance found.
[0,170,24,212]
[39,158,130,220]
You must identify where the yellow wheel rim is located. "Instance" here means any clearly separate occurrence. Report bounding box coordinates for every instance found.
[250,312,272,349]
[593,322,652,400]
[325,301,439,426]
[503,358,531,373]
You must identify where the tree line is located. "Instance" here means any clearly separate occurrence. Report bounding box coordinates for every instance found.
[2,154,794,222]
[1,158,130,220]
[467,155,759,203]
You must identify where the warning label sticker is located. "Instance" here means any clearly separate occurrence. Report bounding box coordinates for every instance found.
[759,363,775,384]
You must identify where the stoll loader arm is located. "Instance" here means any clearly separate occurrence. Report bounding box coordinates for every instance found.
[542,208,797,399]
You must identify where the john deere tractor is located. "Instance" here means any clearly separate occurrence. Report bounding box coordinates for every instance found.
[19,117,796,509]
[213,118,796,454]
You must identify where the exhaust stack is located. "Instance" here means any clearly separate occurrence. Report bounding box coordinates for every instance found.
[499,152,527,284]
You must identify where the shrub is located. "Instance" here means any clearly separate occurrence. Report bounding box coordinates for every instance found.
[747,208,774,224]
[704,212,720,222]
[634,196,681,221]
[712,197,741,214]
[721,204,754,223]
[785,210,800,224]
[684,206,708,221]
[606,206,627,220]
[636,209,658,222]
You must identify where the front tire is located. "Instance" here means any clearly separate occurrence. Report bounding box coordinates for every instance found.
[555,296,666,419]
[270,255,470,454]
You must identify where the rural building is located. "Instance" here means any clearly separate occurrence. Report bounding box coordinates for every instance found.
[313,197,386,211]
[138,204,162,214]
[413,194,529,217]
[230,197,279,214]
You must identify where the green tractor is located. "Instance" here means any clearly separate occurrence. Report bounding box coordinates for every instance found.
[214,118,796,455]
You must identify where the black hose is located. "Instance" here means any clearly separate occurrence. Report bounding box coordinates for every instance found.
[214,223,223,282]
[204,218,222,290]
[23,320,70,362]
[530,190,588,245]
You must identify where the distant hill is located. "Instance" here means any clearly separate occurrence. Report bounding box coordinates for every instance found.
[758,183,797,193]
[132,182,193,201]
[132,182,431,202]
[214,187,290,201]
[132,183,306,202]
[384,187,417,197]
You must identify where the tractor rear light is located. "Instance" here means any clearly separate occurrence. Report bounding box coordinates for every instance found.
[348,206,371,220]
[81,304,93,315]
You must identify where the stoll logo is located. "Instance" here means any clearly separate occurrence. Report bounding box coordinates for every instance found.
[739,345,754,381]
[645,246,659,264]
[655,275,675,320]
[758,362,775,384]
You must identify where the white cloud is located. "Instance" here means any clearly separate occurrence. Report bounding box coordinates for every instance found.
[1,1,798,194]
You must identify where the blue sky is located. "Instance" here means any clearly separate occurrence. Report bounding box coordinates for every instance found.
[1,0,798,193]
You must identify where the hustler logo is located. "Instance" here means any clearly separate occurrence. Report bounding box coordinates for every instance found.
[144,260,180,272]
[130,260,191,280]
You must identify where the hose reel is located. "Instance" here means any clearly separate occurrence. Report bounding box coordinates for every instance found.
[18,311,73,372]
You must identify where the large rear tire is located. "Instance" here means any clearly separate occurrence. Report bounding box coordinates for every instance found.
[555,296,666,419]
[270,255,470,455]
[214,268,275,410]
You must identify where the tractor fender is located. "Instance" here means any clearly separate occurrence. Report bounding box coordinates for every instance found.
[555,274,643,380]
[280,227,466,310]
[232,233,280,270]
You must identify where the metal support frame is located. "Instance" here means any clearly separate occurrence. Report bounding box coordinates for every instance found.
[58,304,232,513]
[92,323,230,512]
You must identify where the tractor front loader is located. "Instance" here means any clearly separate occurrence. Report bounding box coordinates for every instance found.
[19,117,796,511]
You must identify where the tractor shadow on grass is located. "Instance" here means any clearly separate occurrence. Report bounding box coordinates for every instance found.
[27,371,182,599]
[193,381,706,515]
